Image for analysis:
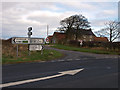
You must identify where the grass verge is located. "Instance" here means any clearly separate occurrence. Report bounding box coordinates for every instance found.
[2,49,63,64]
[51,44,119,55]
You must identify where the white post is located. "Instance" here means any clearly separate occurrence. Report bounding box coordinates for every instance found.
[16,44,18,57]
[47,25,49,37]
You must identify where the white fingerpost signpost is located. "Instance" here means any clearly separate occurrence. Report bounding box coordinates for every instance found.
[12,27,45,57]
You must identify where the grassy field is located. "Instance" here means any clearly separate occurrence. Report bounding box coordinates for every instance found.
[2,39,63,64]
[2,49,63,64]
[51,44,120,55]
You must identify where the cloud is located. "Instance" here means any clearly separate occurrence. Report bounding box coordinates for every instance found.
[95,10,117,19]
[59,2,97,11]
[1,0,119,2]
[1,2,118,39]
[2,2,64,39]
[91,19,109,27]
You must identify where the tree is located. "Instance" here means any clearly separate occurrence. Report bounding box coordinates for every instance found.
[59,14,91,40]
[95,21,120,42]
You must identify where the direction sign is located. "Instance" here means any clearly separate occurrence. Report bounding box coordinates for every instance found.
[12,37,30,44]
[30,38,45,44]
[12,37,45,44]
[29,45,43,51]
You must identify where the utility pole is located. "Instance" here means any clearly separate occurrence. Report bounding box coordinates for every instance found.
[47,24,49,37]
[46,24,49,44]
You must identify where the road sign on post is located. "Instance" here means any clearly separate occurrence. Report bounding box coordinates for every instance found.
[12,37,45,44]
[11,27,45,57]
[12,37,30,44]
[30,38,45,44]
[29,45,43,51]
[46,38,49,43]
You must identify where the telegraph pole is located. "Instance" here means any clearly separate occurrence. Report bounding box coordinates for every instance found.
[46,24,49,44]
[47,25,48,37]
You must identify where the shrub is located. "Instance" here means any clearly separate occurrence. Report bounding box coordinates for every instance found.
[69,40,80,46]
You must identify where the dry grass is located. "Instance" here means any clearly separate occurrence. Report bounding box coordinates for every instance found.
[2,39,63,64]
[52,44,120,55]
[2,39,28,57]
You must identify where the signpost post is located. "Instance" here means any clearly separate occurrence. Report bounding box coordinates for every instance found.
[16,45,18,57]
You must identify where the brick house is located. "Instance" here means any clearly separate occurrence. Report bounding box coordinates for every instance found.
[47,35,53,43]
[76,29,96,42]
[47,28,108,44]
[93,36,108,42]
[52,32,66,44]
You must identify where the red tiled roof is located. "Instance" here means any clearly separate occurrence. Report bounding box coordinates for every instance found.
[47,35,53,41]
[53,32,66,40]
[94,36,108,42]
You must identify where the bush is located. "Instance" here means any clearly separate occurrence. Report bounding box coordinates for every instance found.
[83,41,120,51]
[69,40,80,46]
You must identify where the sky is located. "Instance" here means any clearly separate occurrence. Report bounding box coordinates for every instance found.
[1,0,119,39]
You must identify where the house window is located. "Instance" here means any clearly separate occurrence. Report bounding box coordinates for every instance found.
[90,35,92,38]
[83,39,86,41]
[83,35,86,38]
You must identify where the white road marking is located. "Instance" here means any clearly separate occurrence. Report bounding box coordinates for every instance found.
[51,61,55,62]
[107,67,111,69]
[75,59,80,60]
[67,59,73,61]
[58,60,64,62]
[82,58,88,60]
[39,61,45,63]
[0,68,84,88]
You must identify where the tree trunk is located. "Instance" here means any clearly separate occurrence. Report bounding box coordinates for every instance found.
[75,27,79,41]
[110,28,112,43]
[75,32,78,41]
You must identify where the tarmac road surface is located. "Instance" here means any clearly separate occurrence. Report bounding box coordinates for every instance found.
[2,46,119,88]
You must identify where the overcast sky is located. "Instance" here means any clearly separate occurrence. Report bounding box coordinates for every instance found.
[1,0,119,39]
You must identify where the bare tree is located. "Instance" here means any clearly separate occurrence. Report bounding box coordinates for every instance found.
[95,21,120,42]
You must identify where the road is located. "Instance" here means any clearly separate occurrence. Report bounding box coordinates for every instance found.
[2,46,119,88]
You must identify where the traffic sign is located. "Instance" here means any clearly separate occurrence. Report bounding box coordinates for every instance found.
[30,38,45,44]
[29,45,43,51]
[28,27,32,31]
[12,37,45,44]
[12,37,30,44]
[28,32,32,36]
[46,38,49,43]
